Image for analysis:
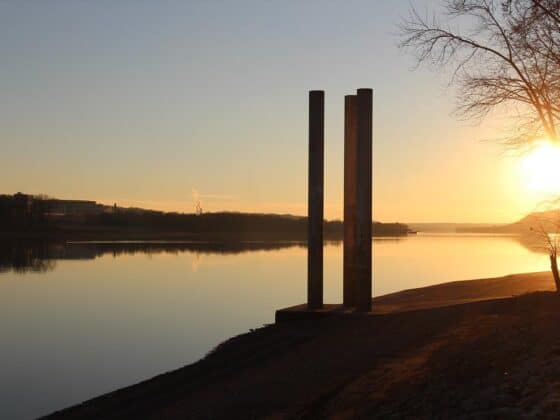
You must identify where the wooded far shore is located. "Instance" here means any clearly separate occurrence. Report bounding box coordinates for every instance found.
[0,192,412,240]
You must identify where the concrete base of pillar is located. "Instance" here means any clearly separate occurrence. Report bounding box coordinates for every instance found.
[275,301,376,323]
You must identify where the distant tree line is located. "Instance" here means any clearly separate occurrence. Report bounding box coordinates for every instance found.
[85,211,409,237]
[0,193,50,231]
[0,193,411,239]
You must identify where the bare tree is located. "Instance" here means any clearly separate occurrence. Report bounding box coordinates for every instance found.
[402,1,560,289]
[528,208,560,291]
[400,0,560,147]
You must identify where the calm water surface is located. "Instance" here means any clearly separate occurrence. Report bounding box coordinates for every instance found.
[0,234,550,419]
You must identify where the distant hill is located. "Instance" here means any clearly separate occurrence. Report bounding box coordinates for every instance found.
[456,210,560,234]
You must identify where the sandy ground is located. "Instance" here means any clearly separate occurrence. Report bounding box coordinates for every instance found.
[45,271,560,419]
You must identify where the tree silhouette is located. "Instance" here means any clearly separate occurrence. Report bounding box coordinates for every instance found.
[400,0,560,147]
[528,206,560,291]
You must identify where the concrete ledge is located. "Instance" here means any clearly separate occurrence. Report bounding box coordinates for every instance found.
[275,303,373,323]
[276,272,558,323]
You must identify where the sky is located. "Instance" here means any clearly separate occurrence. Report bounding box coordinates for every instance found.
[0,1,553,223]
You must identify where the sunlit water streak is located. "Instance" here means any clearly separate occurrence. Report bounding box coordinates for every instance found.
[0,234,549,419]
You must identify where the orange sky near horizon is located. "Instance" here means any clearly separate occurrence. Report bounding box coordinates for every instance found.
[87,142,558,224]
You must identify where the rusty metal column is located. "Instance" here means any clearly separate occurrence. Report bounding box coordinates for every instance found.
[343,95,358,307]
[307,90,324,310]
[355,88,372,312]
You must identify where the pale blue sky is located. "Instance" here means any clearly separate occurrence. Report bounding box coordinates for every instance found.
[0,1,538,222]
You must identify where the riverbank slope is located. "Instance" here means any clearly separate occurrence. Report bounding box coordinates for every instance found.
[46,271,560,419]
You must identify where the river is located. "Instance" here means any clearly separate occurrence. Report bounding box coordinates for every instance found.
[0,234,549,419]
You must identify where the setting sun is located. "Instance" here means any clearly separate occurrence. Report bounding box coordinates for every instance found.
[519,141,560,195]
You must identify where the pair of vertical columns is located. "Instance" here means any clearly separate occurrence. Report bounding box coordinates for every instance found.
[307,89,372,312]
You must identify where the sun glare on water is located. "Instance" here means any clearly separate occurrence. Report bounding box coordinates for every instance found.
[518,141,560,195]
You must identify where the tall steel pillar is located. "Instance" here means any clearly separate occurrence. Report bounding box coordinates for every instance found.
[343,95,358,307]
[355,88,373,312]
[307,90,324,310]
